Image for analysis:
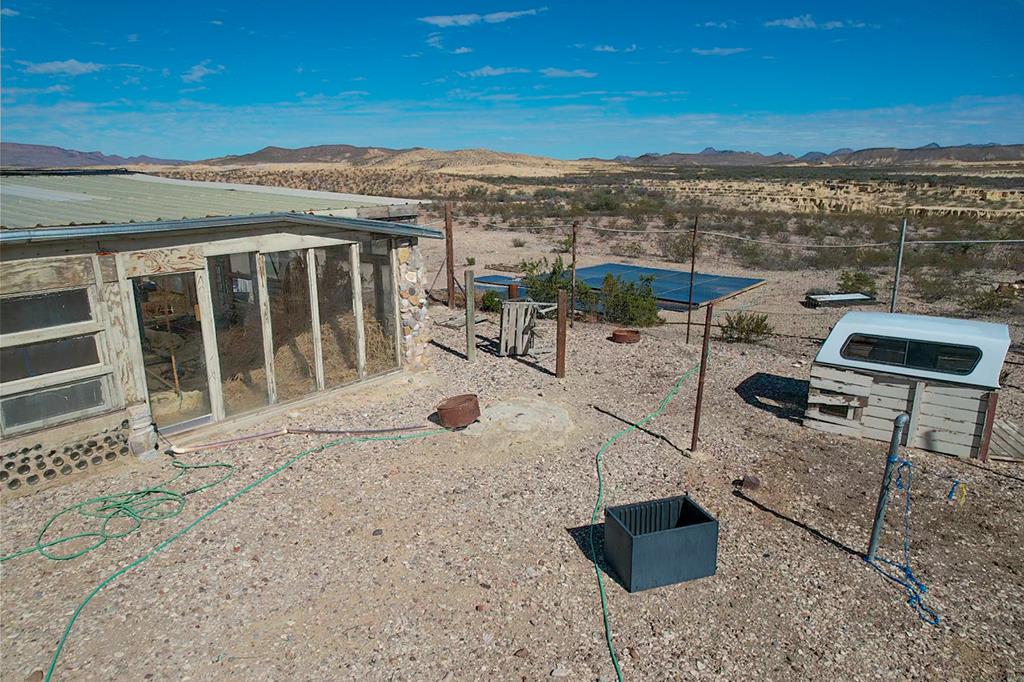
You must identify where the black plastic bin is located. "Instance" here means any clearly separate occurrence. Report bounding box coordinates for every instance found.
[604,494,718,592]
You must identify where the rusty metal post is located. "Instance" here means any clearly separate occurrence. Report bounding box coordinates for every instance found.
[445,202,456,307]
[866,413,910,562]
[508,283,520,300]
[690,303,713,452]
[556,289,567,378]
[570,220,579,327]
[685,215,699,344]
[465,269,476,363]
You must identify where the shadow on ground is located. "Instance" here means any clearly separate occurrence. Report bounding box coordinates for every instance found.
[731,489,861,558]
[735,372,809,424]
[566,523,628,591]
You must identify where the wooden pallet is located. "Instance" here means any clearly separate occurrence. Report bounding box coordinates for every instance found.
[989,420,1024,462]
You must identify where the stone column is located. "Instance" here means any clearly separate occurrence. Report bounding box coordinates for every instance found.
[396,243,431,371]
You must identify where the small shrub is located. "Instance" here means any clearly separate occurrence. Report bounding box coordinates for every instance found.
[552,236,574,253]
[838,270,878,297]
[660,233,701,263]
[962,287,1015,313]
[521,257,597,310]
[512,238,527,248]
[719,312,774,343]
[910,272,950,303]
[465,256,476,266]
[480,290,503,312]
[600,274,662,327]
[611,241,643,259]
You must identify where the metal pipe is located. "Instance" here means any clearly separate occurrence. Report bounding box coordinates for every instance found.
[690,303,713,452]
[570,220,579,328]
[866,413,909,562]
[685,215,699,344]
[465,269,476,363]
[556,289,568,378]
[889,217,907,313]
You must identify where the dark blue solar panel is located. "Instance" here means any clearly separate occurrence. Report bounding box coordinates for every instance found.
[475,264,763,308]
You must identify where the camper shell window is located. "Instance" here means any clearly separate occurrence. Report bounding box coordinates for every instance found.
[840,334,981,376]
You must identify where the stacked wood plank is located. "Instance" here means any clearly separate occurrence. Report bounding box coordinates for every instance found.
[989,420,1024,461]
[804,362,997,459]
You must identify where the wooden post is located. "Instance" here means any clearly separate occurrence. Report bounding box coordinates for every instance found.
[685,215,699,344]
[465,269,476,363]
[556,289,568,378]
[255,253,277,404]
[978,392,998,462]
[690,303,713,452]
[349,244,366,380]
[306,248,325,391]
[570,220,578,327]
[508,283,520,300]
[445,203,456,307]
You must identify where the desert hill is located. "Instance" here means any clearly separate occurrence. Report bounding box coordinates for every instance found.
[0,142,187,168]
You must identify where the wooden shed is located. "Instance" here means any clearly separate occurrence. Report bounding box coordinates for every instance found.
[0,170,441,496]
[803,312,1011,460]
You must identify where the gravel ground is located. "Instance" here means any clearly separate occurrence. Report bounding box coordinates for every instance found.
[2,232,1022,681]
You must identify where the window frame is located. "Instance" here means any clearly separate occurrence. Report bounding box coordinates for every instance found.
[839,333,982,377]
[0,285,116,436]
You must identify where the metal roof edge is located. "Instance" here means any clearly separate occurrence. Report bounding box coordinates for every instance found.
[0,212,443,245]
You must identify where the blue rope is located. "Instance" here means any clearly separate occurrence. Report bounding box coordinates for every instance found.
[866,455,941,625]
[946,480,960,501]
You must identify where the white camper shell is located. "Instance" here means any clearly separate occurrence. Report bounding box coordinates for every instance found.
[805,312,1011,460]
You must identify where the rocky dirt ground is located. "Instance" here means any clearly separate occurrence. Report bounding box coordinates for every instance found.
[2,263,1022,680]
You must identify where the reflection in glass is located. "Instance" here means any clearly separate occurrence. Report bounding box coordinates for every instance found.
[208,253,269,416]
[360,239,399,376]
[264,250,316,402]
[314,246,359,388]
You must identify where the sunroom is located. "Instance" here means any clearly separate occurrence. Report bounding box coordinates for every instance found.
[0,172,439,495]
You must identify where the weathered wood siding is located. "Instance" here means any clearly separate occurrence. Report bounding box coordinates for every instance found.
[803,362,994,458]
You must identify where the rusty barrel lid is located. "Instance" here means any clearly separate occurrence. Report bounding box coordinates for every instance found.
[436,394,481,429]
[610,329,641,344]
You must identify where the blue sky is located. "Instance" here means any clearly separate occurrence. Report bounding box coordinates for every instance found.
[1,1,1022,160]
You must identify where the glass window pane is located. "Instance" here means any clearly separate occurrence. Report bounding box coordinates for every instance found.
[314,246,359,388]
[907,341,980,375]
[0,289,91,334]
[265,250,316,402]
[208,253,269,416]
[360,240,399,376]
[1,378,105,429]
[842,335,907,365]
[0,335,100,383]
[133,273,211,427]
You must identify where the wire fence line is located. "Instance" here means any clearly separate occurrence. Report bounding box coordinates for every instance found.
[457,220,1024,249]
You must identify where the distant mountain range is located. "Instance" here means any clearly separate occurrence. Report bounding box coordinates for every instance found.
[615,143,1024,167]
[0,142,187,168]
[2,141,1022,171]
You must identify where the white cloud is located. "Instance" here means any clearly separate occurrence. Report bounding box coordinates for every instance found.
[418,7,546,28]
[2,7,20,16]
[426,32,444,49]
[21,59,105,76]
[593,44,637,53]
[765,15,868,30]
[2,84,70,97]
[696,20,735,28]
[691,47,749,56]
[209,19,223,26]
[452,47,474,54]
[541,67,597,78]
[182,61,225,83]
[464,65,530,77]
[127,34,139,42]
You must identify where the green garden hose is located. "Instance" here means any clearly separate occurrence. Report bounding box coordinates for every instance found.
[30,428,446,682]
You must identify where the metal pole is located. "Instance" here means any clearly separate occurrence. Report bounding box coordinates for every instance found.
[508,283,519,300]
[465,269,476,363]
[445,203,456,307]
[570,220,578,328]
[866,413,909,562]
[690,303,713,452]
[889,217,907,313]
[685,215,699,344]
[556,289,568,378]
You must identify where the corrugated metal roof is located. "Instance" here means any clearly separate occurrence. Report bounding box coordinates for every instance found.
[0,172,426,229]
[0,213,444,245]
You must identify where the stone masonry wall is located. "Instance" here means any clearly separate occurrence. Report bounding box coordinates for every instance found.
[396,243,431,371]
